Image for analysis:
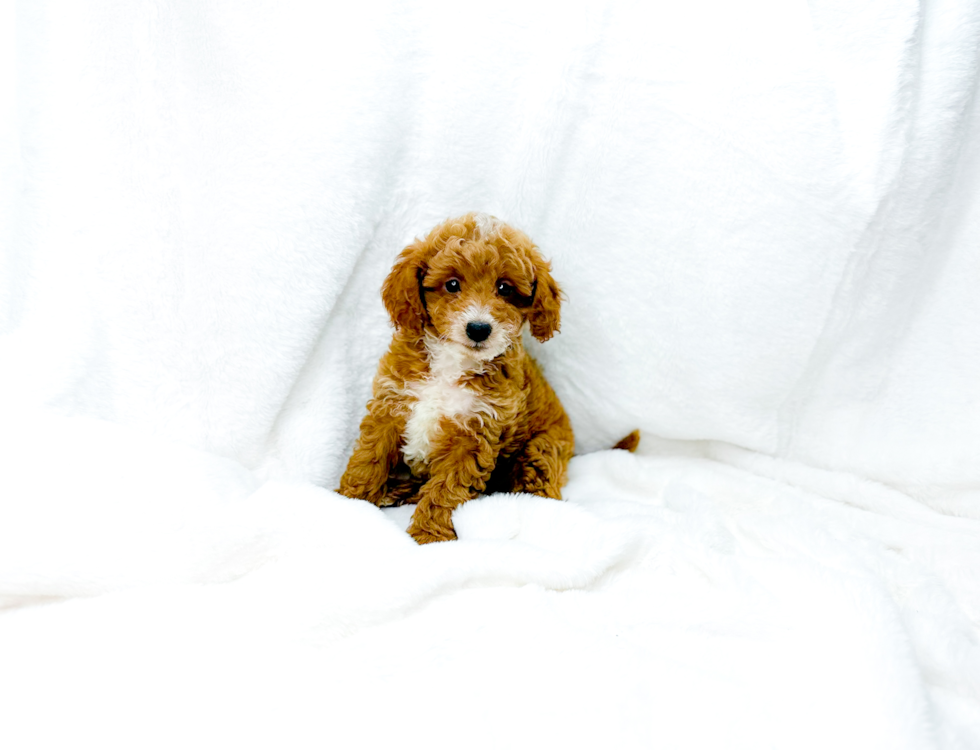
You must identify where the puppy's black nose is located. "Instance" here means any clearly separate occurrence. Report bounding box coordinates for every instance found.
[466,321,492,342]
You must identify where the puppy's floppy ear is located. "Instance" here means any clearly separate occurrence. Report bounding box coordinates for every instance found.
[381,240,433,335]
[527,257,562,342]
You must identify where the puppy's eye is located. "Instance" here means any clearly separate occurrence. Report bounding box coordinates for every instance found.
[496,281,514,297]
[444,278,461,293]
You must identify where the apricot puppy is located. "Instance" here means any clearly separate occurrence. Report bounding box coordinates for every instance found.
[337,212,574,544]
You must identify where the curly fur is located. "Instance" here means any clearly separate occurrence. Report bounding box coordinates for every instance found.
[337,212,574,544]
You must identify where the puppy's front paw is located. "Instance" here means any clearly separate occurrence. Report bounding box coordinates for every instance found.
[407,518,457,545]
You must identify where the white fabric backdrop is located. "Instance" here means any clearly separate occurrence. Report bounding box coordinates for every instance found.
[2,1,979,748]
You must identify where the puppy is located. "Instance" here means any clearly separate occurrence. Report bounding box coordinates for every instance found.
[337,212,574,544]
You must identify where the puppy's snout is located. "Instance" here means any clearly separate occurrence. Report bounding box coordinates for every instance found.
[466,321,492,342]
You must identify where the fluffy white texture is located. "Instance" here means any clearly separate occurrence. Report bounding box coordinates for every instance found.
[2,0,980,747]
[1,413,977,749]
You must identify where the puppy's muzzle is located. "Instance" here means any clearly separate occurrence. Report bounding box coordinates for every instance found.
[466,321,492,342]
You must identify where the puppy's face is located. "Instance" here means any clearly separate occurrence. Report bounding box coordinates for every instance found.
[420,238,535,360]
[382,214,562,359]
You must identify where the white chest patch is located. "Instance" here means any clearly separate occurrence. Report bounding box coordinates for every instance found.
[402,342,495,466]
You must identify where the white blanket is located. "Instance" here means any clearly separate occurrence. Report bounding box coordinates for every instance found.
[2,1,979,747]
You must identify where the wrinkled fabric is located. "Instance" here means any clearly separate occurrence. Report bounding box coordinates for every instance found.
[2,1,979,747]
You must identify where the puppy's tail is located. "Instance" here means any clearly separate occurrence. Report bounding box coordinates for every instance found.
[612,429,641,453]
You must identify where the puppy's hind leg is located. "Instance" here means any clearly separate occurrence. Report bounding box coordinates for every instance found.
[509,419,575,499]
[337,403,405,506]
